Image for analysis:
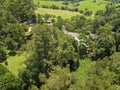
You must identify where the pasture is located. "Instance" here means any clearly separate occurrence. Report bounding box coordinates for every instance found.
[36,8,80,19]
[77,0,108,13]
[34,0,109,13]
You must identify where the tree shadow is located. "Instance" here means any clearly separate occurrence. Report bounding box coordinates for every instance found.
[8,51,17,56]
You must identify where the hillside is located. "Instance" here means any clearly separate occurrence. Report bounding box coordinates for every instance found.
[35,8,80,19]
[0,0,120,90]
[34,0,109,13]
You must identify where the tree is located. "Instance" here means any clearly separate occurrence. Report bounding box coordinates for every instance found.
[92,18,100,33]
[105,5,116,16]
[109,52,120,85]
[71,15,86,31]
[0,23,26,50]
[0,64,24,90]
[93,0,96,2]
[37,14,44,24]
[0,0,35,22]
[55,16,64,30]
[0,47,7,62]
[10,0,35,22]
[85,55,120,90]
[95,10,104,16]
[114,29,120,51]
[5,37,17,50]
[78,34,89,58]
[29,85,39,90]
[40,66,77,90]
[90,26,115,60]
[84,9,92,16]
[20,25,79,88]
[96,34,115,59]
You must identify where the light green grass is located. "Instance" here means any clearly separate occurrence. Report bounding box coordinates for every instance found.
[34,0,109,13]
[34,0,109,19]
[77,58,96,86]
[77,0,108,13]
[1,52,26,76]
[36,8,80,19]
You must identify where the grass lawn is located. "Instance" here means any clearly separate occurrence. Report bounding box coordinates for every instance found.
[77,0,107,13]
[36,8,80,19]
[77,58,96,86]
[1,52,26,76]
[34,0,110,19]
[34,0,109,13]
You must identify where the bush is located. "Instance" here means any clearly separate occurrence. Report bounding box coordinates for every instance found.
[79,10,84,14]
[42,5,49,8]
[50,5,59,10]
[75,8,79,12]
[61,6,65,10]
[0,48,7,62]
[62,1,69,5]
[84,9,92,16]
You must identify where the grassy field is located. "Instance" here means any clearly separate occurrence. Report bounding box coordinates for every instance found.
[34,0,108,13]
[1,52,26,76]
[77,0,107,13]
[34,0,110,19]
[36,8,80,19]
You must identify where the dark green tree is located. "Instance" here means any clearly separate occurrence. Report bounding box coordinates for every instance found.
[0,64,24,90]
[20,25,78,88]
[0,47,7,62]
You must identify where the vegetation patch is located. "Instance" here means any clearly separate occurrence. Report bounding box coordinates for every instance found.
[77,58,96,86]
[36,8,80,19]
[1,52,26,76]
[34,0,109,13]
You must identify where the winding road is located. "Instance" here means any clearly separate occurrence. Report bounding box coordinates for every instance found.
[27,25,88,47]
[62,25,88,47]
[62,25,80,42]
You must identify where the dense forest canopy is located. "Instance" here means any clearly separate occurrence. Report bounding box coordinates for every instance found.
[0,0,120,90]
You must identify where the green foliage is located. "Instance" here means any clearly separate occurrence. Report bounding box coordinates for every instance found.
[77,59,95,87]
[40,66,77,90]
[0,64,24,90]
[34,0,107,13]
[36,8,80,19]
[3,52,26,76]
[0,0,35,62]
[105,5,116,15]
[20,25,79,88]
[62,15,87,32]
[0,0,35,22]
[29,85,39,90]
[84,9,92,16]
[87,52,120,89]
[91,33,115,60]
[0,0,120,90]
[0,23,26,50]
[0,47,7,62]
